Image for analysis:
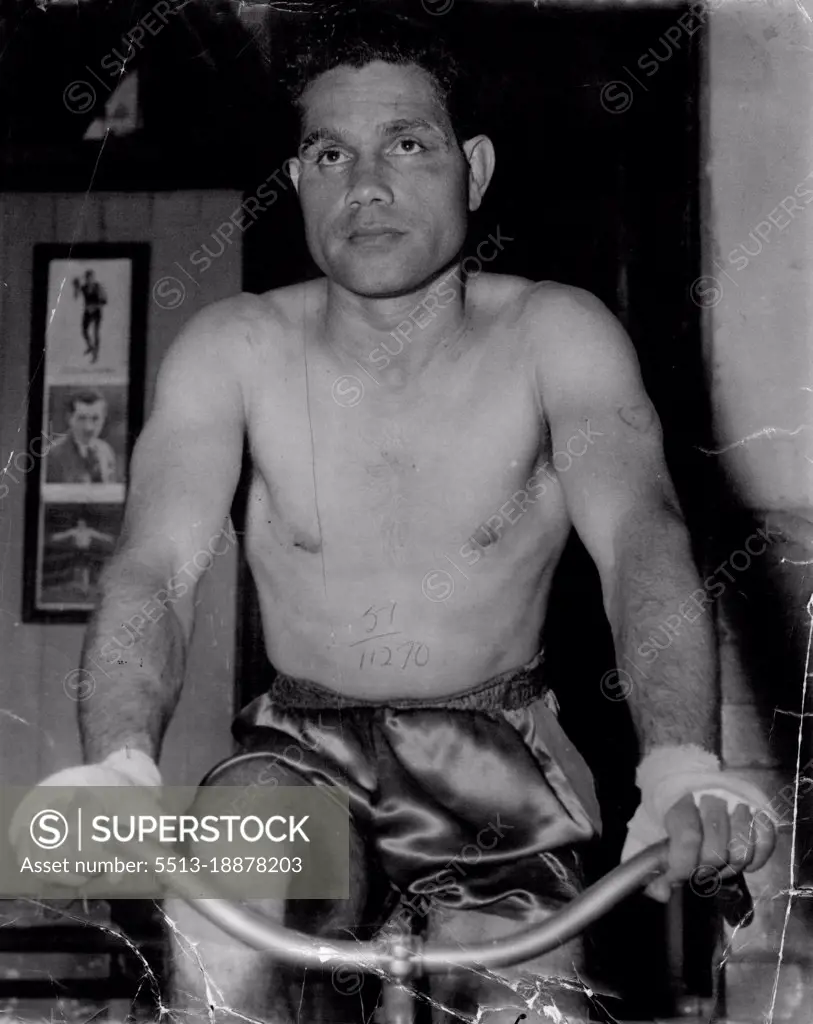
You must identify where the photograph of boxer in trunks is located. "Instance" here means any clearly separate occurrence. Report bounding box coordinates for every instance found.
[73,269,107,364]
[16,11,777,1024]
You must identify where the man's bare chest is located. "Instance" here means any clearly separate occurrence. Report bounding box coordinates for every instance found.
[243,342,556,563]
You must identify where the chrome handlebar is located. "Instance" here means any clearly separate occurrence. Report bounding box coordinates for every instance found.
[165,840,669,976]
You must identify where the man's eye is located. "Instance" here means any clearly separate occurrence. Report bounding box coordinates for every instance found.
[390,138,426,155]
[316,148,351,166]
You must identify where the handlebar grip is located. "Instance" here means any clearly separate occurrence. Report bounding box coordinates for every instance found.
[166,840,670,973]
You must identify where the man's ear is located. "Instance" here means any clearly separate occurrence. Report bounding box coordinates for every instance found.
[461,135,495,213]
[286,158,302,193]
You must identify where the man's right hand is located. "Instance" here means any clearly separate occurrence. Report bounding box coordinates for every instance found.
[9,749,162,887]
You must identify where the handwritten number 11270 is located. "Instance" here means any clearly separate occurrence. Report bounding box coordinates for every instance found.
[359,640,429,670]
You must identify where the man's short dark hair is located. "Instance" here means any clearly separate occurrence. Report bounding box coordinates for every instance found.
[278,6,477,145]
[67,390,105,414]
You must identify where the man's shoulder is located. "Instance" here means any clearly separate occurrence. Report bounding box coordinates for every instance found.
[181,291,275,336]
[45,437,73,480]
[513,282,644,409]
[203,281,321,316]
[256,279,324,319]
[516,279,612,325]
[95,438,116,457]
[164,291,278,370]
[512,280,630,364]
[471,275,605,326]
[48,435,75,460]
[183,283,321,351]
[159,285,322,400]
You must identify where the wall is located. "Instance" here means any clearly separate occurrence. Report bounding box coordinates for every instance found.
[0,191,242,790]
[706,0,812,509]
[706,1,813,1019]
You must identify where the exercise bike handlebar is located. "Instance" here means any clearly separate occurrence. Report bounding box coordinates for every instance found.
[166,840,670,975]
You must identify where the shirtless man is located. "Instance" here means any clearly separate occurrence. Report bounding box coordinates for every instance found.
[14,12,776,1024]
[73,269,107,362]
[48,516,115,595]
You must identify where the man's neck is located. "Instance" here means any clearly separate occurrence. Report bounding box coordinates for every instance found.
[319,263,471,391]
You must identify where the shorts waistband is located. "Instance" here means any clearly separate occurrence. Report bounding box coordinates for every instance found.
[264,650,552,713]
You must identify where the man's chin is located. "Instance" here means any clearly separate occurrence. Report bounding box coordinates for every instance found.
[343,281,418,300]
[330,263,438,301]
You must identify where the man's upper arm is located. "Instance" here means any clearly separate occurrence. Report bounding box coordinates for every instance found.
[530,284,680,587]
[115,300,252,621]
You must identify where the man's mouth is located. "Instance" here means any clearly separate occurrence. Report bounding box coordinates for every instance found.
[347,226,406,242]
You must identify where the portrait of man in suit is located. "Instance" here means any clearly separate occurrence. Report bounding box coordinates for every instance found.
[46,389,119,485]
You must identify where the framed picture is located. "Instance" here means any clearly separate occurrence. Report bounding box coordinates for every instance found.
[23,243,149,622]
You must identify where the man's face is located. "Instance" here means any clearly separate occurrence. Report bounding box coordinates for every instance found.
[291,61,471,297]
[69,401,106,445]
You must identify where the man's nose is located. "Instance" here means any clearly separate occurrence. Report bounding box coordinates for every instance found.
[346,156,394,207]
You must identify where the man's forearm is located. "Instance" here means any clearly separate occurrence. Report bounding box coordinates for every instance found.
[78,558,187,764]
[609,507,718,754]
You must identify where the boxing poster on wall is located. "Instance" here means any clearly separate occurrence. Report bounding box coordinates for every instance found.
[23,243,149,622]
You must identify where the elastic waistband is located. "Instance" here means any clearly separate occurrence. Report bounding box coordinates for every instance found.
[264,650,551,713]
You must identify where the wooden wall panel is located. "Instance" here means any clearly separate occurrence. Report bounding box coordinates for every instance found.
[0,191,242,789]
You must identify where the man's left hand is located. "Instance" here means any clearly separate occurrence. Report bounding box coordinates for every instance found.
[644,792,776,902]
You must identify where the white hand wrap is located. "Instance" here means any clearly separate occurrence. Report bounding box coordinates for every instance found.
[10,748,161,860]
[621,744,778,862]
[99,748,162,787]
[33,748,162,789]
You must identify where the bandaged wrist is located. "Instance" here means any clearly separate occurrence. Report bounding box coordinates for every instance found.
[100,748,162,788]
[635,744,777,824]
